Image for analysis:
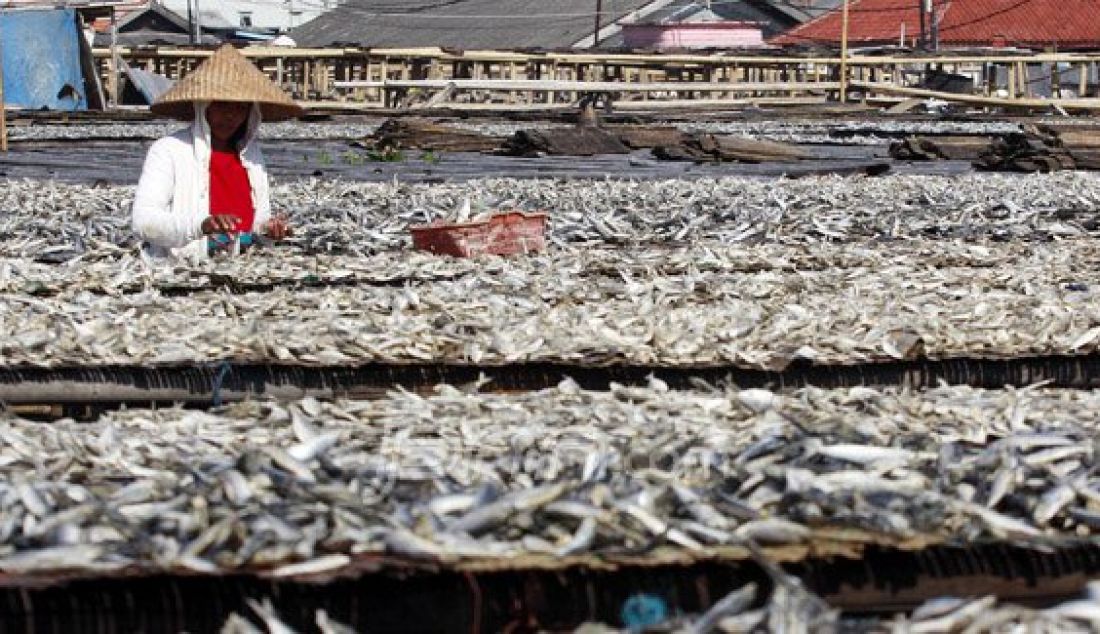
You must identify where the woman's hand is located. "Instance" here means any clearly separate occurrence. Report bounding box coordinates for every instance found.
[202,215,240,235]
[262,215,293,240]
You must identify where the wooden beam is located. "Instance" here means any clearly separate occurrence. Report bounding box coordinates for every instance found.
[0,31,6,154]
[850,80,1100,111]
[109,9,119,108]
[301,96,830,113]
[610,96,829,110]
[335,79,841,93]
[89,47,1100,67]
[839,0,850,102]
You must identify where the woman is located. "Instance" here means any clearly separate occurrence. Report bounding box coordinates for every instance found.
[132,44,304,259]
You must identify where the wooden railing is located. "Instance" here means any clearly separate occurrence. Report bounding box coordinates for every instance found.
[91,46,1100,111]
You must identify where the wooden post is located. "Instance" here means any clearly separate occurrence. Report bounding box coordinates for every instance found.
[919,0,927,48]
[0,26,6,154]
[1079,62,1088,97]
[110,9,120,108]
[839,0,850,102]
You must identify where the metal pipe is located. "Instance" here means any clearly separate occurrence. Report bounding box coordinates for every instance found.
[194,0,203,46]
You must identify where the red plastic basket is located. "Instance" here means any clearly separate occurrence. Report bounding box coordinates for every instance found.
[410,211,548,257]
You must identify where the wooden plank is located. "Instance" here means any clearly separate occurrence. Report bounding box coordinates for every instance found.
[334,79,841,93]
[88,48,1100,66]
[850,80,1100,111]
[547,52,844,65]
[886,98,925,114]
[91,46,361,59]
[0,34,5,154]
[839,0,850,102]
[418,82,458,109]
[301,97,828,113]
[109,10,119,108]
[611,96,829,110]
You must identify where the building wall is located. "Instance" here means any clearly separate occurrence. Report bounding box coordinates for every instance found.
[160,0,337,31]
[622,23,765,49]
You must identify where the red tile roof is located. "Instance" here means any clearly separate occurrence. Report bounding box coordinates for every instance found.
[772,0,1100,50]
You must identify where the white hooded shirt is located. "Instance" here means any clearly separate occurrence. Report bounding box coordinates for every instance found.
[132,102,273,260]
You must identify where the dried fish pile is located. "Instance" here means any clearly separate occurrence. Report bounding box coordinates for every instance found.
[2,172,1099,261]
[7,117,1088,149]
[875,591,1100,634]
[222,586,1100,633]
[1,383,1100,577]
[571,585,1100,633]
[3,244,1099,368]
[5,120,563,143]
[0,250,480,296]
[0,171,1097,368]
[0,238,1068,296]
[679,118,1022,145]
[6,121,385,143]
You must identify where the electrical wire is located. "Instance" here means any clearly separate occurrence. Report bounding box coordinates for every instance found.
[192,0,1062,49]
[196,0,880,20]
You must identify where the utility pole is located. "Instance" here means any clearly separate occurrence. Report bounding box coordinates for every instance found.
[194,0,203,45]
[839,0,850,102]
[593,0,602,47]
[187,0,194,44]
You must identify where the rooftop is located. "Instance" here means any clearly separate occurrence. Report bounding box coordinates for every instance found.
[290,0,659,49]
[773,0,1100,50]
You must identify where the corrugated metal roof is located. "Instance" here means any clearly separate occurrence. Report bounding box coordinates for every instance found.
[92,29,220,46]
[773,0,1100,50]
[290,0,657,49]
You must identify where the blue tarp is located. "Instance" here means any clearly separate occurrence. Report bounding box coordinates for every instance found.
[1,9,88,110]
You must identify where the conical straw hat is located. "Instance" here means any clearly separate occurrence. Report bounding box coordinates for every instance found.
[152,44,304,122]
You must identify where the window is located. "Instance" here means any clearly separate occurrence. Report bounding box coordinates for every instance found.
[239,11,253,27]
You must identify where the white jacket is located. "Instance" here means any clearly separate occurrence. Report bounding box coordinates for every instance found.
[132,102,272,259]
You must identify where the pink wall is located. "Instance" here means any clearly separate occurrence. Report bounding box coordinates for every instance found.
[622,22,766,49]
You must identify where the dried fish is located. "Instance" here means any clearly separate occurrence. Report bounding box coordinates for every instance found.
[0,384,1093,577]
